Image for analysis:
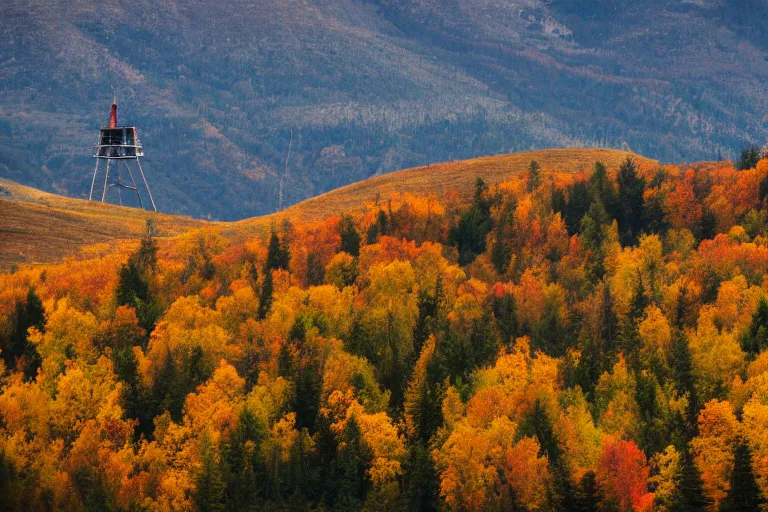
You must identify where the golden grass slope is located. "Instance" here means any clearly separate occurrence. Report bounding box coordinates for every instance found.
[0,180,208,270]
[270,148,658,224]
[1,149,658,270]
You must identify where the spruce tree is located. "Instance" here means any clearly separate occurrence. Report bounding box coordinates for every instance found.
[265,230,289,272]
[574,471,601,512]
[413,279,442,356]
[736,144,762,171]
[580,200,610,283]
[402,443,439,512]
[527,160,541,192]
[492,290,518,346]
[222,408,267,510]
[449,177,493,265]
[677,449,709,511]
[194,433,226,512]
[339,215,361,257]
[743,296,768,357]
[257,270,274,320]
[722,443,765,511]
[616,156,646,245]
[327,416,372,509]
[116,220,160,334]
[565,180,593,235]
[7,288,44,379]
[588,161,617,219]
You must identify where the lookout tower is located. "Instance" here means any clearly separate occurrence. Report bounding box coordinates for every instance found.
[89,94,156,211]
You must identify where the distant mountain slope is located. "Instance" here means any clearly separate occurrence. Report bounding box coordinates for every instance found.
[0,148,658,269]
[1,0,765,219]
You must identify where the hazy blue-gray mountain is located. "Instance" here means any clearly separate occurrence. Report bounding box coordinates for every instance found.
[2,0,767,219]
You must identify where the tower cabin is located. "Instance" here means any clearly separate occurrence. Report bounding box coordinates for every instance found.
[94,100,144,158]
[90,96,156,211]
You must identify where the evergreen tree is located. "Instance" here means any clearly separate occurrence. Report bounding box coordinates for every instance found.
[490,223,512,275]
[532,297,569,357]
[222,408,267,510]
[580,200,610,283]
[366,210,389,244]
[527,160,541,192]
[588,161,617,219]
[616,156,646,245]
[677,449,709,511]
[6,288,44,380]
[449,177,493,265]
[722,443,765,511]
[492,291,518,346]
[194,433,226,512]
[327,416,372,510]
[339,215,361,257]
[736,144,762,171]
[698,209,717,241]
[565,180,593,235]
[265,230,289,272]
[743,296,768,357]
[257,270,274,320]
[469,310,499,370]
[573,471,601,512]
[413,279,443,357]
[402,443,439,512]
[670,329,699,434]
[624,274,648,346]
[116,220,160,334]
[577,283,618,395]
[551,186,567,218]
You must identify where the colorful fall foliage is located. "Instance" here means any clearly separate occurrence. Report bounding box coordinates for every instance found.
[0,156,767,510]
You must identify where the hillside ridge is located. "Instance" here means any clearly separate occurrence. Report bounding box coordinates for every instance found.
[3,148,660,269]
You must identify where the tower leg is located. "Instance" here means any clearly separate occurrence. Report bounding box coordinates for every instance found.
[89,160,100,201]
[116,161,123,206]
[124,161,145,209]
[136,158,156,211]
[101,159,111,202]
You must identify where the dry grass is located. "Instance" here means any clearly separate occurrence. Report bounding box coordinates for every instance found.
[251,148,658,224]
[0,180,208,270]
[1,149,659,270]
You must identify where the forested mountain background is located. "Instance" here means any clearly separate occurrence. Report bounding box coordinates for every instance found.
[2,0,768,219]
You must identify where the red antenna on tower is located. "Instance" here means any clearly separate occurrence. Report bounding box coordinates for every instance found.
[109,86,117,128]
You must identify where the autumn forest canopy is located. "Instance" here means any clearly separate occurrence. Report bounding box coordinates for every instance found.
[6,153,768,511]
